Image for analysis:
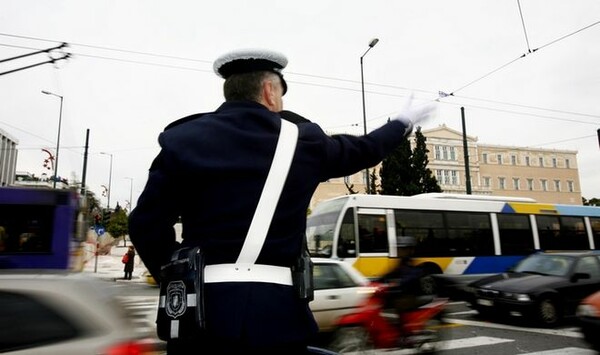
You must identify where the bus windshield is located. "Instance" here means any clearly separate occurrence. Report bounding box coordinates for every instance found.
[0,187,85,270]
[306,197,348,257]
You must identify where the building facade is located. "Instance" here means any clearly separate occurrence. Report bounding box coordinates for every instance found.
[0,128,18,187]
[311,124,582,208]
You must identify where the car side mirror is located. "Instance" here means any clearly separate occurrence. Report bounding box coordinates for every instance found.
[571,272,591,282]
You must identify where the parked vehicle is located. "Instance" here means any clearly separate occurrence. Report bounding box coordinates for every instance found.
[327,282,448,353]
[0,271,157,354]
[577,289,600,351]
[467,250,600,327]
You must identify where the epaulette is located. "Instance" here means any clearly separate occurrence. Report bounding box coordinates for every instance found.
[163,113,207,131]
[279,110,311,124]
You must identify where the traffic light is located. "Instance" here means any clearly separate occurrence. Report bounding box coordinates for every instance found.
[102,210,112,226]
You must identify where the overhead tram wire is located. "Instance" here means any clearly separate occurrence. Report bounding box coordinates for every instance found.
[516,0,533,53]
[438,18,600,98]
[2,33,599,130]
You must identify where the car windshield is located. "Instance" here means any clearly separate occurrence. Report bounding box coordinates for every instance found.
[513,254,574,277]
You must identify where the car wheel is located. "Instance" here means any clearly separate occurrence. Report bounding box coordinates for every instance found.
[420,275,438,295]
[329,326,373,354]
[536,297,561,327]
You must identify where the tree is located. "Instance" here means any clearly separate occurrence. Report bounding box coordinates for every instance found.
[583,197,600,206]
[378,126,441,196]
[107,203,129,246]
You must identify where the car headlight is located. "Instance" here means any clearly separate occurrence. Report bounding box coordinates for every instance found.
[502,292,531,301]
[577,304,600,318]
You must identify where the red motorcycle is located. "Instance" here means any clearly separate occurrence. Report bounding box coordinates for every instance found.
[329,282,449,354]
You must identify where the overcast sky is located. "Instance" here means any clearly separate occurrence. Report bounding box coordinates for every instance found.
[1,0,599,209]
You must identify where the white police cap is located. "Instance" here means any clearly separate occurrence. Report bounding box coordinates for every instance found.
[213,48,288,94]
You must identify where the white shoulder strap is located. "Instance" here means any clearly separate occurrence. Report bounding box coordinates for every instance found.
[236,119,298,264]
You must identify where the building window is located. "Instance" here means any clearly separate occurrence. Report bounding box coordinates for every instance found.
[552,158,557,168]
[539,157,544,167]
[554,180,561,192]
[513,178,520,190]
[541,179,548,191]
[451,170,458,185]
[444,170,451,185]
[449,147,456,161]
[482,153,488,164]
[525,156,530,166]
[566,159,570,169]
[527,178,534,191]
[483,177,491,187]
[568,181,574,192]
[497,154,503,165]
[499,177,506,190]
[511,155,517,165]
[434,146,441,160]
[363,170,368,185]
[436,170,443,183]
[442,146,448,160]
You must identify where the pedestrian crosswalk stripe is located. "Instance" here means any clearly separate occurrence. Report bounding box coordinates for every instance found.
[519,348,596,355]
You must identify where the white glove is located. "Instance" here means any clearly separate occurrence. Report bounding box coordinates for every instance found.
[392,93,437,136]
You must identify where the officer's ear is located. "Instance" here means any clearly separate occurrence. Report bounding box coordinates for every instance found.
[261,79,277,108]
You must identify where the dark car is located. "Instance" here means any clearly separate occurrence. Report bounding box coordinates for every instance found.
[466,250,600,327]
[577,289,600,351]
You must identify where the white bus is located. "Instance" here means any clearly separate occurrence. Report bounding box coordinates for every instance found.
[306,193,600,292]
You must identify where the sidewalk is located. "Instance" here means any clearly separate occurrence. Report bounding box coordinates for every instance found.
[82,244,150,284]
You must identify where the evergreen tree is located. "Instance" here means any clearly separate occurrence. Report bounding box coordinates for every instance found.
[107,202,129,246]
[378,126,442,196]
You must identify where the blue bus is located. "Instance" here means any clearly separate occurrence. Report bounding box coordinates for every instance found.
[0,187,86,270]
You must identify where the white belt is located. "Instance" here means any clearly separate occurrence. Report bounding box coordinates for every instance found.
[204,263,293,286]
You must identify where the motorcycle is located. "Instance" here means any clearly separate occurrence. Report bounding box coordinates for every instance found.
[329,282,449,354]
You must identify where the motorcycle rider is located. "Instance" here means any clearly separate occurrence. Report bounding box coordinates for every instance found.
[377,236,425,319]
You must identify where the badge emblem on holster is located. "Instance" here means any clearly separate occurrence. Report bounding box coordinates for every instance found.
[166,280,186,318]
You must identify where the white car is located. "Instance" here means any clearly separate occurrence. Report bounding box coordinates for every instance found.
[0,271,158,354]
[310,258,377,332]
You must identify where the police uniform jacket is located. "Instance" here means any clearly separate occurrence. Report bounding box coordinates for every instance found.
[129,100,411,346]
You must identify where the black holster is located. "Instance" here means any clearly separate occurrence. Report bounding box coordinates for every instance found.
[292,245,314,301]
[156,246,205,341]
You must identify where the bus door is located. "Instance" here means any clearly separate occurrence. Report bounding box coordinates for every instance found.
[353,208,394,279]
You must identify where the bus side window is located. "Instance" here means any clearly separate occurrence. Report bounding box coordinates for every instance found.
[357,214,388,253]
[592,217,600,249]
[337,209,356,257]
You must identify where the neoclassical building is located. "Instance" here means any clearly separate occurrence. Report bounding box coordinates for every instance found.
[311,124,582,208]
[0,128,18,187]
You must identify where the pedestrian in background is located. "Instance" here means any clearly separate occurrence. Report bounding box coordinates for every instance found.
[122,245,135,280]
[129,48,437,354]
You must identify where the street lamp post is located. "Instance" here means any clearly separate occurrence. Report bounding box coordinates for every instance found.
[41,90,63,189]
[100,152,113,210]
[360,38,379,194]
[124,177,133,213]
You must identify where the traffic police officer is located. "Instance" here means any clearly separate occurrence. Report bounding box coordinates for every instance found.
[129,48,437,354]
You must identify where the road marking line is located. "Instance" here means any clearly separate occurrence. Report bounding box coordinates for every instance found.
[446,318,584,338]
[360,336,514,354]
[520,348,596,354]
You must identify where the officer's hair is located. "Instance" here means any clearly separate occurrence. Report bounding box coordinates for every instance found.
[223,71,277,102]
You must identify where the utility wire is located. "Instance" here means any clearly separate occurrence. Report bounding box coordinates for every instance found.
[517,0,532,53]
[441,18,600,97]
[1,33,598,131]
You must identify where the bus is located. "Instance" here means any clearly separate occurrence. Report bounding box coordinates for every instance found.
[0,186,87,270]
[306,193,600,290]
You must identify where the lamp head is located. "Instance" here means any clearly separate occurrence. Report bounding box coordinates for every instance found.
[368,38,379,48]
